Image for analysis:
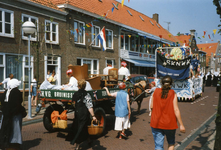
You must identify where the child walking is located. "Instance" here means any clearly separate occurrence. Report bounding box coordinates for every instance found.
[145,81,156,116]
[104,82,131,139]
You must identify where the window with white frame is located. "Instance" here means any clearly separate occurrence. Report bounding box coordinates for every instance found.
[74,20,85,44]
[121,33,129,50]
[0,54,33,91]
[105,29,113,49]
[106,59,114,67]
[0,54,4,90]
[0,8,14,37]
[91,25,100,47]
[22,14,38,41]
[77,58,99,75]
[45,20,59,44]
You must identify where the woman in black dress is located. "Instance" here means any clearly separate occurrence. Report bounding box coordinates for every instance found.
[70,79,97,150]
[206,71,212,86]
[0,79,24,150]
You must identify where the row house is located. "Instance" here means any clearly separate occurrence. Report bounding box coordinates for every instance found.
[175,30,207,74]
[0,0,178,92]
[52,0,178,77]
[197,42,221,74]
[0,0,67,91]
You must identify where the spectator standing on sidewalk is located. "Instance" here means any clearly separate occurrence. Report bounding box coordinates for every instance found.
[68,79,97,150]
[0,74,14,88]
[145,81,156,117]
[104,82,131,139]
[150,75,185,150]
[31,76,37,107]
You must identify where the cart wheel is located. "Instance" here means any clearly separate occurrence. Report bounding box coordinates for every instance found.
[43,104,64,132]
[94,107,106,135]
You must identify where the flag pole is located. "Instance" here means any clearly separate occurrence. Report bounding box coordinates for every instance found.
[89,26,105,46]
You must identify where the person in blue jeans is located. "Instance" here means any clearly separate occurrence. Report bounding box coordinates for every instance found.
[104,82,131,139]
[31,76,37,106]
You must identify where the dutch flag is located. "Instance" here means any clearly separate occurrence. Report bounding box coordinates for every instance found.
[97,27,106,51]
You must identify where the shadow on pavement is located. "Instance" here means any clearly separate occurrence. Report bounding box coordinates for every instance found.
[22,138,42,150]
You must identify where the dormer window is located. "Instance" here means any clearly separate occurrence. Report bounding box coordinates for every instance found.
[127,10,133,16]
[139,16,144,21]
[156,23,160,28]
[112,3,118,10]
[150,20,154,25]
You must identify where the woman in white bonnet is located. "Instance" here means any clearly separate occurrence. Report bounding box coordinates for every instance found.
[0,79,24,150]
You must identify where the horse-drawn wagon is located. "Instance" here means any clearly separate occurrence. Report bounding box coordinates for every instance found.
[38,64,136,134]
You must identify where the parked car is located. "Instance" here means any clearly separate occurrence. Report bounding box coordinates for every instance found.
[147,77,155,87]
[130,74,149,89]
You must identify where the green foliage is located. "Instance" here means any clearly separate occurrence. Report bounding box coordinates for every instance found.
[213,0,221,34]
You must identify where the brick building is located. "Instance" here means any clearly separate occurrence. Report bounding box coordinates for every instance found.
[0,0,180,92]
[0,0,67,91]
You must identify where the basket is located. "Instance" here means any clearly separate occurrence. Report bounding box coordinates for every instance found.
[88,120,103,135]
[53,119,67,129]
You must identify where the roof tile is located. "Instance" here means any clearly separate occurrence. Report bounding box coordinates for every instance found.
[51,0,178,42]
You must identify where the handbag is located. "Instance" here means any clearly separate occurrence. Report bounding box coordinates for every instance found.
[21,106,27,118]
[88,120,103,135]
[51,110,68,129]
[53,119,67,129]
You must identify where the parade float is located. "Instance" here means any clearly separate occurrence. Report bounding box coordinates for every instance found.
[155,46,203,101]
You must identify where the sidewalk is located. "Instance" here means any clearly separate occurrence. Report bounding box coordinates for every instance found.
[175,112,216,150]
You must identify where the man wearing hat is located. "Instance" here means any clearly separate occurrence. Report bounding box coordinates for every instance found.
[118,61,130,81]
[61,69,78,90]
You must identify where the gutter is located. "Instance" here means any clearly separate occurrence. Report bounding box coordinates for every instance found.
[17,0,67,15]
[57,4,173,44]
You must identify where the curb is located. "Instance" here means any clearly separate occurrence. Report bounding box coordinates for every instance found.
[175,112,217,150]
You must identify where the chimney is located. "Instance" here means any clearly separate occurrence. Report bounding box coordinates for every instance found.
[190,29,196,36]
[152,13,159,23]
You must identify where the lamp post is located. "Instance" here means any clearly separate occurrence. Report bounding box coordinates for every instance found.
[22,21,36,119]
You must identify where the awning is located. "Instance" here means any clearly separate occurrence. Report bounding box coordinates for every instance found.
[123,58,155,67]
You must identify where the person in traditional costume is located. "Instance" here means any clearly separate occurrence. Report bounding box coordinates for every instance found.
[213,71,219,87]
[68,79,97,150]
[0,79,24,150]
[205,71,212,86]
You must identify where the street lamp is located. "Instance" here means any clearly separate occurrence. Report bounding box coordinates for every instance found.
[22,21,36,119]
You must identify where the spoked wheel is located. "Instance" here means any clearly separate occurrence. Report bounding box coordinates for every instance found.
[43,104,64,132]
[93,107,106,136]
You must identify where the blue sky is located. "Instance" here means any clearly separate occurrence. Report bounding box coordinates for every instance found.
[116,0,221,45]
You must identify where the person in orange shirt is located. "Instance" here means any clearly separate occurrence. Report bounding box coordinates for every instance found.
[150,75,185,150]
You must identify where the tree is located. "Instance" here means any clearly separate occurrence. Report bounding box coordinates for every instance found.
[213,0,221,34]
[213,1,221,145]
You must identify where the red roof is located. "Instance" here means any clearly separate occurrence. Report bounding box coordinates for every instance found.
[175,35,191,46]
[51,0,178,42]
[197,43,218,56]
[197,42,219,66]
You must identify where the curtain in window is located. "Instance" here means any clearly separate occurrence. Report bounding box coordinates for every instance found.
[6,55,23,88]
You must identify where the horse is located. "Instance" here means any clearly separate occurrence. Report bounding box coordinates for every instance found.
[130,80,148,114]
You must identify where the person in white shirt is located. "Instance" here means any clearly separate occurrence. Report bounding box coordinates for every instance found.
[31,76,38,106]
[118,61,130,81]
[103,63,113,75]
[0,74,14,88]
[61,69,78,90]
[46,70,51,81]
